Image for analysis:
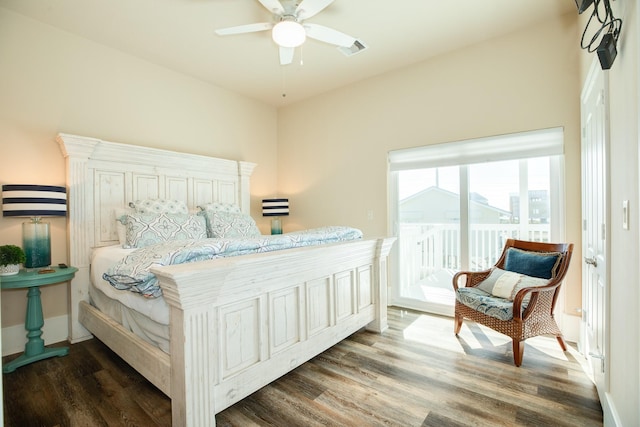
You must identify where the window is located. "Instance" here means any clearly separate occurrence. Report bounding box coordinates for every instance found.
[388,128,564,315]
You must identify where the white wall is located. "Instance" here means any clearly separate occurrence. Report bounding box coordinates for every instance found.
[278,14,583,316]
[0,8,278,337]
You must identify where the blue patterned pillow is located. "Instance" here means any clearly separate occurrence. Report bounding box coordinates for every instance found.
[198,202,242,214]
[456,288,517,321]
[504,247,561,279]
[130,199,188,215]
[200,211,261,238]
[114,207,134,246]
[125,213,206,248]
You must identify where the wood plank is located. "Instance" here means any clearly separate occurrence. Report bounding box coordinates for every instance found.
[3,308,602,426]
[79,300,171,395]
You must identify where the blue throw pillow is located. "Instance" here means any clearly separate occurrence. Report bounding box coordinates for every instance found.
[503,247,561,279]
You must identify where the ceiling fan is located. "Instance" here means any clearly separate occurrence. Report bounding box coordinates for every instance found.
[215,0,358,65]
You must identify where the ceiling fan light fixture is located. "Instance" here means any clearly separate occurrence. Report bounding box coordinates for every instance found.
[272,20,306,48]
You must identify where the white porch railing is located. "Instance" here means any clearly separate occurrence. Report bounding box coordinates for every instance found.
[399,223,551,287]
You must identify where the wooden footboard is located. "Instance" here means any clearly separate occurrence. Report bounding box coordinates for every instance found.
[153,236,395,427]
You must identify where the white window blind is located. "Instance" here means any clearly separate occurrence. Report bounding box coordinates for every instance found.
[388,127,564,171]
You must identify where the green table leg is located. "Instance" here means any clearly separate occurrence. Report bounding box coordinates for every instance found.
[3,286,68,373]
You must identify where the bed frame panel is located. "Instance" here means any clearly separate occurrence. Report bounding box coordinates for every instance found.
[57,133,394,426]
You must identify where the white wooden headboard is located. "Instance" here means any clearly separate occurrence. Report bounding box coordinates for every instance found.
[56,133,256,342]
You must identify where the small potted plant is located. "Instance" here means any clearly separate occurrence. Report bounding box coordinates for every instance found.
[0,245,26,276]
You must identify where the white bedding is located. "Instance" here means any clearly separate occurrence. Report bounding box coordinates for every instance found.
[89,284,170,353]
[90,245,170,325]
[89,226,364,354]
[103,226,363,298]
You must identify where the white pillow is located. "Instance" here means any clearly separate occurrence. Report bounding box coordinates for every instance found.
[476,267,549,301]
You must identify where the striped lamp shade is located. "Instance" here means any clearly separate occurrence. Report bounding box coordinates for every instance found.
[2,184,67,217]
[262,198,289,217]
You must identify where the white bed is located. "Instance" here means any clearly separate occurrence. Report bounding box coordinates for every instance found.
[90,245,171,352]
[57,133,395,426]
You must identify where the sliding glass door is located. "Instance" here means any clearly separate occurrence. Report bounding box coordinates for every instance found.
[388,129,564,315]
[396,166,460,310]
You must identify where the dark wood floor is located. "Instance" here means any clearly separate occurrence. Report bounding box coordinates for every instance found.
[3,307,602,427]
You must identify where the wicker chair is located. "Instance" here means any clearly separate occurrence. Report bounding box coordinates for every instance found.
[452,239,573,366]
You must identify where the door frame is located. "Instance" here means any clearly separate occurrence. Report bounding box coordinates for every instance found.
[580,56,611,405]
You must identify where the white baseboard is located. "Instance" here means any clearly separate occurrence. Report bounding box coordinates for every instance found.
[565,318,621,427]
[2,314,69,357]
[602,392,622,427]
[560,311,581,343]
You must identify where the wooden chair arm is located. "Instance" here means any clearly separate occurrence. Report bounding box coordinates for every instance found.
[512,282,562,321]
[452,269,492,291]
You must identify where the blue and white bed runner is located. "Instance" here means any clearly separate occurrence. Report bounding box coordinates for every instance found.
[103,226,363,298]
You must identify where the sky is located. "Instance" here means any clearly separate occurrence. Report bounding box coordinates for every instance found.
[398,157,550,211]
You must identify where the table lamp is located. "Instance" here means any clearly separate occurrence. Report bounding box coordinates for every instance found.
[262,198,289,235]
[2,184,67,269]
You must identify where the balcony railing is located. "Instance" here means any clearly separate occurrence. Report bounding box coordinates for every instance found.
[399,223,551,286]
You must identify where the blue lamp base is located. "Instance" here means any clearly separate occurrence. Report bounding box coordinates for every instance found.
[22,219,51,269]
[270,218,283,235]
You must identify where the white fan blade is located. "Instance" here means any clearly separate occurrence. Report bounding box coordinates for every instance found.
[257,0,284,14]
[304,23,355,47]
[215,22,273,36]
[279,46,294,65]
[295,0,334,20]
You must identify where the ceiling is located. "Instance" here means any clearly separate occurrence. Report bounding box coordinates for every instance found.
[1,0,576,107]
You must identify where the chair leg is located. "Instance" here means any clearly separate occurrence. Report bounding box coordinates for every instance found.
[454,314,463,335]
[512,340,524,367]
[556,335,568,352]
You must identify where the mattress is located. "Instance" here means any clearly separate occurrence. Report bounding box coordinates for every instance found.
[90,245,170,353]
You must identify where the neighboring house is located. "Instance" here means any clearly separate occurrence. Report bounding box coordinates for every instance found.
[399,186,516,272]
[510,190,550,224]
[400,186,511,224]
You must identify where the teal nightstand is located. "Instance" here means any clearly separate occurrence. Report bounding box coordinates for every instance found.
[1,266,77,373]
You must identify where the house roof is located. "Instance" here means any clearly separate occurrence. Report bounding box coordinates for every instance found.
[401,186,511,216]
[0,0,575,107]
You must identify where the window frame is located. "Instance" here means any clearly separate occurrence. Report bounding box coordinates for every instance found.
[387,129,566,315]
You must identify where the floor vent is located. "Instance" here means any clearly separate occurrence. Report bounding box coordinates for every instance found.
[338,39,368,57]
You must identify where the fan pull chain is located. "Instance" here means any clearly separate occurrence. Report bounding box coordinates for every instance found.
[281,65,287,98]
